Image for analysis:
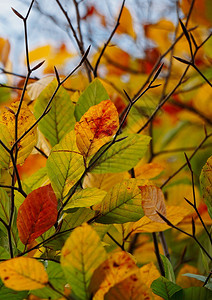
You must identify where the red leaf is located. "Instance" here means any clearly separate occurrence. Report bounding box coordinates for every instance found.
[17,184,58,245]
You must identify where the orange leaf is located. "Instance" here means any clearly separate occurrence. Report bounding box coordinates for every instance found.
[117,7,136,39]
[135,163,164,179]
[139,185,166,223]
[89,251,139,300]
[75,100,119,158]
[17,184,58,245]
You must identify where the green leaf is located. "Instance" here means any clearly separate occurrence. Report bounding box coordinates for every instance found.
[161,254,175,283]
[183,273,212,290]
[151,277,182,300]
[34,79,75,147]
[90,134,151,173]
[170,287,212,300]
[0,247,10,259]
[32,262,66,299]
[64,187,107,210]
[94,178,145,224]
[47,130,85,199]
[61,223,107,300]
[200,155,212,219]
[74,78,109,121]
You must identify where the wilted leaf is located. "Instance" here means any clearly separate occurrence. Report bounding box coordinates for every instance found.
[75,100,119,158]
[47,130,85,199]
[17,184,58,245]
[0,102,37,167]
[74,78,109,121]
[94,178,146,224]
[90,134,151,173]
[89,251,139,300]
[0,257,48,290]
[34,79,75,147]
[139,185,166,223]
[61,223,106,300]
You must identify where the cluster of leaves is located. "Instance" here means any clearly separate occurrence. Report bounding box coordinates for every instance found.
[0,0,211,299]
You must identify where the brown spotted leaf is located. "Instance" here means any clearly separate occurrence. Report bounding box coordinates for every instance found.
[17,184,58,245]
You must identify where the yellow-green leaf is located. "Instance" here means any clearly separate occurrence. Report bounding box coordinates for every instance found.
[61,223,106,300]
[90,134,151,173]
[0,257,48,291]
[47,130,85,199]
[64,187,107,210]
[94,178,146,224]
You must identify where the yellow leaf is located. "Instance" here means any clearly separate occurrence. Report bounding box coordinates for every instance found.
[193,83,212,119]
[104,271,152,300]
[29,44,74,74]
[0,101,37,167]
[89,251,139,300]
[135,163,164,179]
[140,262,161,287]
[129,206,190,234]
[83,172,130,192]
[139,185,166,223]
[0,38,10,66]
[75,100,119,158]
[176,264,202,288]
[117,7,136,39]
[61,223,106,300]
[0,257,48,291]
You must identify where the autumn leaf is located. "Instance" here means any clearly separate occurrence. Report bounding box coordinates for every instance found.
[139,185,166,223]
[17,184,58,245]
[116,6,136,39]
[128,206,190,234]
[104,271,152,300]
[75,100,119,158]
[61,223,106,300]
[89,251,139,300]
[135,163,164,179]
[0,257,48,290]
[0,101,37,167]
[176,264,202,288]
